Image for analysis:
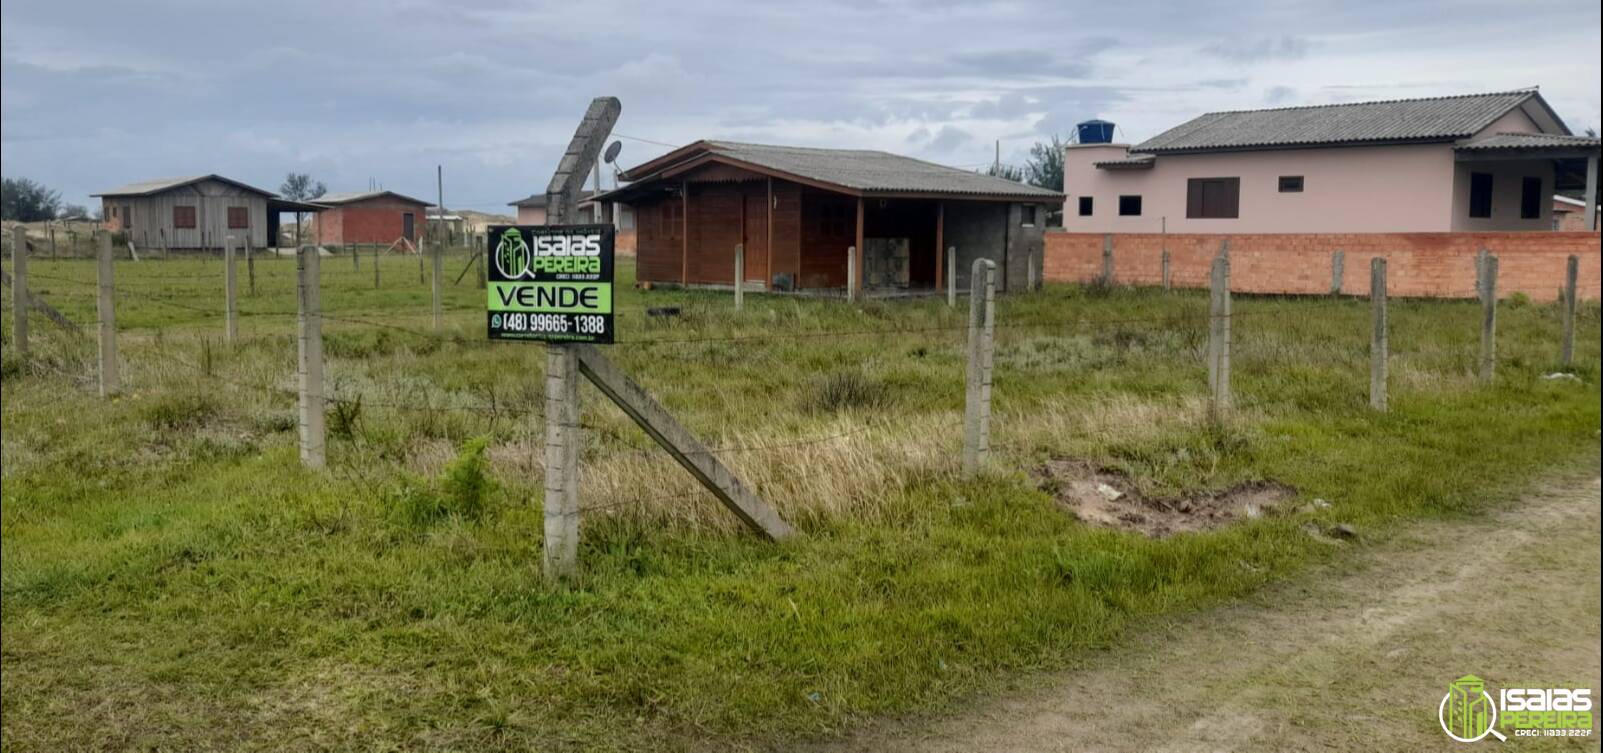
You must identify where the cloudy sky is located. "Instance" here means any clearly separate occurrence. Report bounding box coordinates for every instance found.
[3,0,1599,213]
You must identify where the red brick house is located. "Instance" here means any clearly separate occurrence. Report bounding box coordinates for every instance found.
[310,190,430,246]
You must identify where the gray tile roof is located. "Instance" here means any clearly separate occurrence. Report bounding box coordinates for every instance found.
[1132,91,1546,154]
[710,140,1063,198]
[1456,132,1601,151]
[509,190,597,207]
[315,190,429,206]
[93,174,275,197]
[634,141,1062,199]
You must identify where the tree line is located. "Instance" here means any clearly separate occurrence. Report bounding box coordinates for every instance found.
[2,177,88,222]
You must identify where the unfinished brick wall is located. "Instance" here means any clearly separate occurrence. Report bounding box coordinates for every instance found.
[1044,231,1601,302]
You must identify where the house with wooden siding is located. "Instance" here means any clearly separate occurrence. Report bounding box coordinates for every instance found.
[598,141,1063,295]
[93,175,280,250]
[310,190,431,246]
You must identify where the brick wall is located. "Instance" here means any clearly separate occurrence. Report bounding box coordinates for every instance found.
[1044,231,1601,302]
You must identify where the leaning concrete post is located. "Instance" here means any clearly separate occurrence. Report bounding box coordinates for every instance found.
[1370,257,1388,411]
[10,226,28,357]
[1330,250,1345,295]
[96,232,120,396]
[296,245,326,469]
[223,235,239,344]
[543,343,581,580]
[431,236,444,332]
[846,246,857,303]
[1101,233,1114,285]
[734,243,745,311]
[1208,255,1232,414]
[947,246,957,306]
[1161,250,1172,291]
[1561,255,1578,367]
[1479,255,1498,384]
[962,258,997,477]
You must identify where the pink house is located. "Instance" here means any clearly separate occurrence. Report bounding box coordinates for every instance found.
[1063,90,1600,234]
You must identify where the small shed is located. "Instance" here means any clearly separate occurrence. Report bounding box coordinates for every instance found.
[598,141,1063,294]
[311,191,431,246]
[93,175,278,250]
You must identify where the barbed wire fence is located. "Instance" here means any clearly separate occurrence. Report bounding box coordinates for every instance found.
[1,228,1589,532]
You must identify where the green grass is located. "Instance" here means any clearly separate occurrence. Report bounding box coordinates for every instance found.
[2,251,1599,751]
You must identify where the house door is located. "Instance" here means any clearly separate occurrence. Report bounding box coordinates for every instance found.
[403,213,415,241]
[743,190,769,286]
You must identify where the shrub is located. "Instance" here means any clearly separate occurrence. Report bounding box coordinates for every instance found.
[440,436,492,519]
[140,393,219,430]
[800,370,893,414]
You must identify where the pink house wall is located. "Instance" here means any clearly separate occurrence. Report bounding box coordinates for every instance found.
[1063,107,1558,235]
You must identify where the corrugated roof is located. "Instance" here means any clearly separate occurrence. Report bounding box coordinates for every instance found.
[315,190,429,206]
[1455,132,1601,151]
[1132,91,1546,154]
[691,141,1062,198]
[93,174,276,198]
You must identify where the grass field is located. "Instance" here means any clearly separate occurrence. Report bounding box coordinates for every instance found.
[2,249,1599,751]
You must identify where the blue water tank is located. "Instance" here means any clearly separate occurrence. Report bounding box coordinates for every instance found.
[1077,119,1115,144]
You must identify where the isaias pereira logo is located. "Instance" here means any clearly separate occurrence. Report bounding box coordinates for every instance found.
[1439,674,1594,743]
[494,229,531,280]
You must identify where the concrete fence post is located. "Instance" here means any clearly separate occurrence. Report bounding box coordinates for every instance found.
[1101,233,1114,285]
[1370,257,1388,411]
[543,343,581,580]
[417,239,426,285]
[1475,247,1489,298]
[224,235,239,344]
[1479,255,1498,384]
[962,258,997,477]
[96,231,120,397]
[431,236,444,332]
[1330,250,1345,295]
[351,242,359,271]
[846,246,857,303]
[1027,250,1037,291]
[1208,255,1232,414]
[734,243,745,311]
[296,245,326,469]
[947,246,957,306]
[10,226,28,358]
[1562,255,1578,367]
[373,244,381,289]
[1161,250,1172,291]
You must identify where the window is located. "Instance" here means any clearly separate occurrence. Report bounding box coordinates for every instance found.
[1520,177,1542,220]
[1022,205,1038,226]
[1468,172,1493,218]
[227,207,249,229]
[1186,177,1240,219]
[1278,175,1304,193]
[1119,195,1143,216]
[173,205,197,229]
[1077,196,1093,216]
[122,205,133,228]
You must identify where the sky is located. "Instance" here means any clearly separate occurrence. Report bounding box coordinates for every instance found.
[2,0,1599,214]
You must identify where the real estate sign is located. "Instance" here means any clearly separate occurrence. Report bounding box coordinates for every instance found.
[486,224,615,344]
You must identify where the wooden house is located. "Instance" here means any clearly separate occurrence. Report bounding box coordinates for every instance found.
[598,141,1063,294]
[93,175,286,250]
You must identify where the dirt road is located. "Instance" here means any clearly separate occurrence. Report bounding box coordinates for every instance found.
[823,472,1602,752]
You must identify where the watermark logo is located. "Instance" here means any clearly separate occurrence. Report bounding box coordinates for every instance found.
[1441,675,1505,743]
[1438,674,1593,743]
[494,230,530,279]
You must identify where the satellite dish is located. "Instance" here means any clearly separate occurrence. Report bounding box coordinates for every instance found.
[603,140,623,164]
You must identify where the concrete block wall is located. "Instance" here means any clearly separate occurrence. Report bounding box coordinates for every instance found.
[1044,231,1601,302]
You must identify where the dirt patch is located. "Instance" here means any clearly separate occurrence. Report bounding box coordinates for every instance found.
[1036,458,1295,537]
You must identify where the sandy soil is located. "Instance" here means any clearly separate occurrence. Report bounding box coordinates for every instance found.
[817,472,1602,752]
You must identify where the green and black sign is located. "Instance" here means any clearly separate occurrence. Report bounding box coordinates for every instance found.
[486,224,615,344]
